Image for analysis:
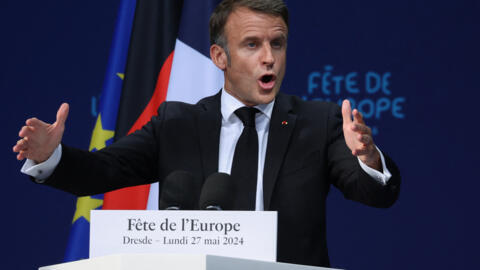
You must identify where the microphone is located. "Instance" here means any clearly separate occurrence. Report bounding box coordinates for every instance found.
[199,172,234,210]
[159,170,196,210]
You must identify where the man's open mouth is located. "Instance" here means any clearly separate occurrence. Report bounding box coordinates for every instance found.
[261,74,275,83]
[258,74,276,90]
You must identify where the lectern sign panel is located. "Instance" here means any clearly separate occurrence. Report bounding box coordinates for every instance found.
[90,210,277,262]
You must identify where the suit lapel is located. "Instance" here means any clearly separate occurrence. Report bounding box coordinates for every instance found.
[197,91,222,179]
[263,94,296,210]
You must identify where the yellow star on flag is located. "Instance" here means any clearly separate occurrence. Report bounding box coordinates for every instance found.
[116,72,125,80]
[89,114,115,151]
[72,196,103,223]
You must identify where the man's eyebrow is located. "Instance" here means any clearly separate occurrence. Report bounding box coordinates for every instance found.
[242,36,260,42]
[241,33,287,43]
[272,35,287,41]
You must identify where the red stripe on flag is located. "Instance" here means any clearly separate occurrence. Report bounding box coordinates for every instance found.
[102,50,175,210]
[127,51,175,134]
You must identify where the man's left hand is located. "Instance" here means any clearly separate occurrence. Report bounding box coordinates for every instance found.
[341,99,381,171]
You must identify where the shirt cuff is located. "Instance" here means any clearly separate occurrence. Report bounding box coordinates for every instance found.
[20,144,62,183]
[357,145,392,185]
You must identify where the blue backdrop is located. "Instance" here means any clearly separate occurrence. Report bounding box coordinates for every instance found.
[2,0,478,269]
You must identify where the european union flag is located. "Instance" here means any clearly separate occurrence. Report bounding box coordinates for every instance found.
[63,0,136,262]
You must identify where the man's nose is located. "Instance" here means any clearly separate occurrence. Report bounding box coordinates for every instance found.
[261,44,275,67]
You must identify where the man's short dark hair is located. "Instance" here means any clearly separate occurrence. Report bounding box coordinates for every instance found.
[209,0,289,50]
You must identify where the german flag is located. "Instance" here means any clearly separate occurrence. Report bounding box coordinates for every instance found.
[102,0,184,209]
[103,0,223,210]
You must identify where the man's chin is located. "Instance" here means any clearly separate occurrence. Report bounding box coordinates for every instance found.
[255,91,278,105]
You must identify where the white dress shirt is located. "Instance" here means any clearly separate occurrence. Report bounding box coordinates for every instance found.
[218,88,274,211]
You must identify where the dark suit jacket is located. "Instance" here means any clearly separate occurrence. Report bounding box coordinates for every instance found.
[44,91,401,267]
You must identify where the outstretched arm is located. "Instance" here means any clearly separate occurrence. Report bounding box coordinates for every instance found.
[13,103,69,163]
[327,100,400,207]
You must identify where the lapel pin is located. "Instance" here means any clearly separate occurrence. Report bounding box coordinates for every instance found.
[281,120,288,126]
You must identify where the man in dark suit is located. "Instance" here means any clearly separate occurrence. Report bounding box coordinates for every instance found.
[14,0,400,267]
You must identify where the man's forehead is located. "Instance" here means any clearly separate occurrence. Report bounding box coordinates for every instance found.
[225,7,288,36]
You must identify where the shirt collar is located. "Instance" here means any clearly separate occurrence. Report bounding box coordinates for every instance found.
[220,88,275,122]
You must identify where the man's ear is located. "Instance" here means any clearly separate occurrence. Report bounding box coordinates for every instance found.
[210,44,227,70]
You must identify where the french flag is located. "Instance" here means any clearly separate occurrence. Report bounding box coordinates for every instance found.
[103,0,223,210]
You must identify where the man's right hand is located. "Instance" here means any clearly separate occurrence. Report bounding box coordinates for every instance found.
[13,103,69,163]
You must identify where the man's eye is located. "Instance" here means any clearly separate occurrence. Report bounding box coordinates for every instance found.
[271,41,284,49]
[247,42,256,48]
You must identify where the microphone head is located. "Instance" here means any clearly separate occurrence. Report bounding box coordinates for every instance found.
[159,170,196,210]
[199,172,234,210]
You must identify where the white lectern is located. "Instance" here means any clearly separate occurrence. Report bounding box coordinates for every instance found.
[39,254,339,270]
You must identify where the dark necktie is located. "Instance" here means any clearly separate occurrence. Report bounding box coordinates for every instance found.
[231,107,260,210]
